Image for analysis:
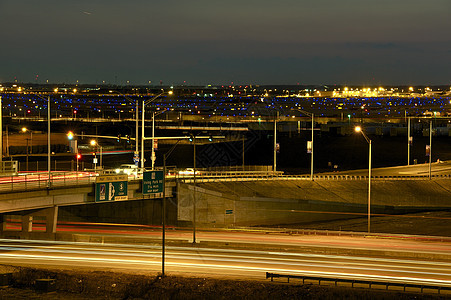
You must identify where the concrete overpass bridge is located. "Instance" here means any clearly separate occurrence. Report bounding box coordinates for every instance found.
[0,162,450,240]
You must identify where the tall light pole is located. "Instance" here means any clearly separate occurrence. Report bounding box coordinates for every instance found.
[407,117,411,166]
[151,110,168,169]
[273,111,278,173]
[35,94,52,187]
[47,95,51,187]
[161,140,182,276]
[141,91,172,170]
[429,121,432,180]
[355,126,372,234]
[193,136,197,244]
[293,109,314,180]
[90,140,103,170]
[0,96,2,164]
[90,140,100,171]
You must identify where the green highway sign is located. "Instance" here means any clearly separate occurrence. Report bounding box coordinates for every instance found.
[143,170,164,195]
[95,175,128,202]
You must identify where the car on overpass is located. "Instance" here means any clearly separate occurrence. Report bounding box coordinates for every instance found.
[115,164,138,175]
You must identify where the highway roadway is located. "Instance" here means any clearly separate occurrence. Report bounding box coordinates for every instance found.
[0,229,450,289]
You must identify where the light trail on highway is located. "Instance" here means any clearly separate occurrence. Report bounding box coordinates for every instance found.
[0,239,450,289]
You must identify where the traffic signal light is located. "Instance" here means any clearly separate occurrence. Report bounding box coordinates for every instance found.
[76,153,82,160]
[126,135,130,143]
[117,134,121,142]
[67,131,74,140]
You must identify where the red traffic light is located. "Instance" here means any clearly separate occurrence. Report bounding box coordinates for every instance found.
[76,154,82,160]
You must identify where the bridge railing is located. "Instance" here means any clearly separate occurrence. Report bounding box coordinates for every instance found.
[0,171,96,192]
[0,169,449,192]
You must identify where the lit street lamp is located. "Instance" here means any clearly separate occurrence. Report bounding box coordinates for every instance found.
[90,140,102,171]
[355,126,372,234]
[21,127,33,171]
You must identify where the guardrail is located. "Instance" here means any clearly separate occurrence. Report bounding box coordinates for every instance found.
[266,272,451,294]
[178,172,451,183]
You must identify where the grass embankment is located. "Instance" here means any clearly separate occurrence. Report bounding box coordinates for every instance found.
[0,266,446,299]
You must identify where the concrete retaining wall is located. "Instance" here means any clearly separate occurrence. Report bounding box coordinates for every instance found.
[177,179,451,226]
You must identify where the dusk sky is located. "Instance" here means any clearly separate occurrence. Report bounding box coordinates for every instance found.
[1,0,450,86]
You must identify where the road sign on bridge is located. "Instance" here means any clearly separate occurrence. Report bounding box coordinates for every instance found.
[142,170,164,195]
[95,175,128,202]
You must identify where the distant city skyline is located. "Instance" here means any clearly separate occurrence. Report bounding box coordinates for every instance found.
[1,0,450,86]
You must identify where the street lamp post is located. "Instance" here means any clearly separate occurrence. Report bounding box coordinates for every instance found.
[34,94,52,187]
[355,126,372,234]
[273,111,278,173]
[21,127,32,171]
[193,136,197,244]
[161,140,181,276]
[141,91,172,170]
[407,117,411,166]
[47,95,51,187]
[0,96,2,164]
[90,140,102,171]
[293,109,314,180]
[429,121,432,179]
[151,110,168,170]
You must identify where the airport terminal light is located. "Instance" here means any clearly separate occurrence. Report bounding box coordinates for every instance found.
[355,126,372,234]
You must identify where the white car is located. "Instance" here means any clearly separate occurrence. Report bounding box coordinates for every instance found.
[115,164,138,175]
[178,168,200,176]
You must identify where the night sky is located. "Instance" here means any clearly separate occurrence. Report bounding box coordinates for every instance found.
[1,0,450,86]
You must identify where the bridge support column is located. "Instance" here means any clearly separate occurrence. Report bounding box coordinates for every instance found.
[47,206,58,235]
[16,206,59,240]
[21,215,33,233]
[0,214,4,234]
